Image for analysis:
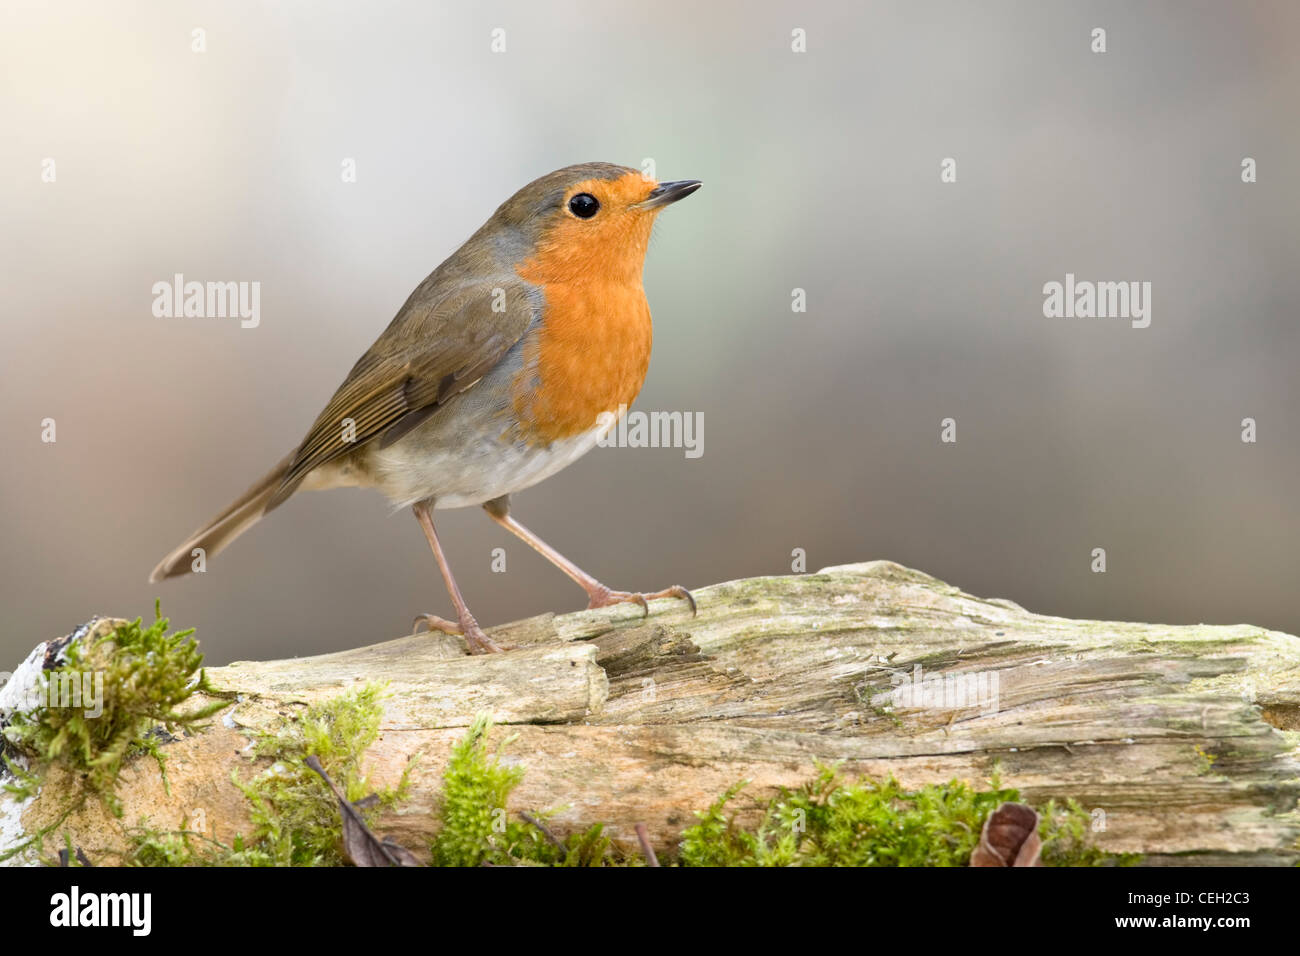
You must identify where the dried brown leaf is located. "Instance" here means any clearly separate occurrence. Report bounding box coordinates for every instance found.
[970,801,1042,867]
[305,754,423,867]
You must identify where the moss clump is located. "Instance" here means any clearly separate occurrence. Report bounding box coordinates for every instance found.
[521,822,621,867]
[234,682,412,866]
[430,716,524,866]
[120,683,411,867]
[1038,798,1138,866]
[125,828,272,867]
[428,717,637,868]
[678,766,1135,867]
[123,707,626,867]
[3,603,227,816]
[429,716,630,866]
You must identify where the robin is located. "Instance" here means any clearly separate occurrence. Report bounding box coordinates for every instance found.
[151,162,701,654]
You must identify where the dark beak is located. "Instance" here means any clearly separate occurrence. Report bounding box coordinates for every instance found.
[637,180,702,209]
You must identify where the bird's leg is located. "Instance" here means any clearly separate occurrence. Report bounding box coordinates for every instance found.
[482,496,696,617]
[411,500,505,654]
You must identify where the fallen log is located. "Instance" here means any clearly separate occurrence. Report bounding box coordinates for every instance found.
[3,561,1298,865]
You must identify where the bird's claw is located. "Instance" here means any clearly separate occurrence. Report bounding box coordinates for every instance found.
[412,612,507,654]
[586,584,696,617]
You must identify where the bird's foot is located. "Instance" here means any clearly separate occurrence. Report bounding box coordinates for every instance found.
[412,611,507,655]
[585,583,697,617]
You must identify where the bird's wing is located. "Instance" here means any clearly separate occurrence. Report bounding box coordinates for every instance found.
[267,277,537,508]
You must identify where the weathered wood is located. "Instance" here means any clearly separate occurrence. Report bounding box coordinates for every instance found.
[3,560,1299,865]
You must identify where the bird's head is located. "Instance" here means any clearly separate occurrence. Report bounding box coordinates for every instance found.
[490,162,701,284]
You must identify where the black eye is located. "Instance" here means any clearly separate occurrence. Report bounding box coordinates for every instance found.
[568,193,600,218]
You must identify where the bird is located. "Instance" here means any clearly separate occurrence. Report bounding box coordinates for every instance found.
[150,162,702,654]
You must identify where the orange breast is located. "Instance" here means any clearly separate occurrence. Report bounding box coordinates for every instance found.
[510,276,653,444]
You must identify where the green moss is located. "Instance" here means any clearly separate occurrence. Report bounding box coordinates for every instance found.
[124,827,273,867]
[118,682,411,867]
[678,766,1136,867]
[3,603,228,816]
[1038,798,1138,867]
[121,707,627,867]
[429,715,631,866]
[234,682,412,866]
[430,715,524,866]
[1,756,42,803]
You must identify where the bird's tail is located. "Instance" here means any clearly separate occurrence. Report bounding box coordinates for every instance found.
[149,453,294,583]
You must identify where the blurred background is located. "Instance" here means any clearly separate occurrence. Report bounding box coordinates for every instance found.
[2,1,1298,666]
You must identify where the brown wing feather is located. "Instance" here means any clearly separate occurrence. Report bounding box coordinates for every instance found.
[267,279,536,508]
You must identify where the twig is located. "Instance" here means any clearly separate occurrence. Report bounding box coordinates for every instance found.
[520,811,566,851]
[635,823,659,867]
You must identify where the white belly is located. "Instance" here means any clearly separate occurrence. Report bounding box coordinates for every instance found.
[369,423,606,509]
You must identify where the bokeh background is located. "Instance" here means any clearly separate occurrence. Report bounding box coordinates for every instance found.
[3,1,1298,667]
